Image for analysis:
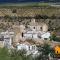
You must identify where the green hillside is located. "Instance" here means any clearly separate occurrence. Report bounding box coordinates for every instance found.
[0,2,50,8]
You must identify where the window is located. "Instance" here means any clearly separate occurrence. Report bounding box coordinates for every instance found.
[40,27,42,30]
[0,38,4,41]
[0,36,4,41]
[22,32,23,37]
[32,46,35,50]
[44,38,48,40]
[34,27,35,29]
[29,46,30,50]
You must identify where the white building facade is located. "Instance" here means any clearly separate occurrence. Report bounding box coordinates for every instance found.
[0,30,14,48]
[17,43,38,55]
[21,19,50,40]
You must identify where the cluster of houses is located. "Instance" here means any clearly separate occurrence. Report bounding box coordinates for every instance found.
[0,18,51,55]
[16,18,51,55]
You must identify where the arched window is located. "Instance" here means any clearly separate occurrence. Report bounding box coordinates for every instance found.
[22,32,23,37]
[40,27,42,30]
[34,27,35,29]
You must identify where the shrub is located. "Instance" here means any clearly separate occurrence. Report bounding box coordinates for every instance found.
[50,34,60,42]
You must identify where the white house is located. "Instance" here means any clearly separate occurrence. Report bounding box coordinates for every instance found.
[17,43,37,51]
[23,30,38,39]
[0,30,14,48]
[23,31,50,40]
[20,19,50,40]
[41,32,51,40]
[4,35,12,48]
[16,42,38,55]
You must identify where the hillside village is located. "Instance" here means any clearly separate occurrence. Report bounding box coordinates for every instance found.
[0,6,60,60]
[0,17,60,52]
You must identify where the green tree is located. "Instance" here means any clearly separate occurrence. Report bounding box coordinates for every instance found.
[0,47,10,60]
[36,44,54,60]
